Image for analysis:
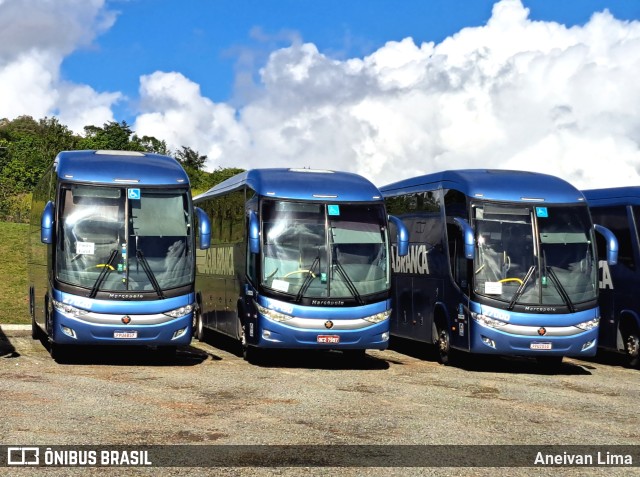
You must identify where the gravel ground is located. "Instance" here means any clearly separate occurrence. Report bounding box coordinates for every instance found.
[1,326,639,476]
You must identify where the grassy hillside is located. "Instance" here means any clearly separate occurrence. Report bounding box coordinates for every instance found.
[0,222,30,324]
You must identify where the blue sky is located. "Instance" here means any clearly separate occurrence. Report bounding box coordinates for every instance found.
[1,0,640,188]
[61,0,640,118]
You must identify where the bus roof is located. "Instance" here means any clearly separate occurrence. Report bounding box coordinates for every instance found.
[194,168,383,202]
[582,186,640,206]
[54,150,189,186]
[380,169,585,204]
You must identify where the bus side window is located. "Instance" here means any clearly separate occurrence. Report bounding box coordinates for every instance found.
[592,206,634,270]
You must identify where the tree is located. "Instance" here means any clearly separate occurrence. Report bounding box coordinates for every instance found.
[0,116,78,193]
[174,146,207,171]
[78,121,145,152]
[136,135,169,155]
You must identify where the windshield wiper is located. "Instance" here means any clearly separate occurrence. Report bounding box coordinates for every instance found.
[545,266,575,313]
[89,249,118,298]
[136,249,165,299]
[333,255,364,305]
[507,265,536,310]
[295,255,320,303]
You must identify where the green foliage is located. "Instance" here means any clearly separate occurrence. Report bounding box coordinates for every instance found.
[0,222,29,324]
[78,121,145,151]
[0,115,245,222]
[175,146,207,170]
[0,116,78,193]
[138,135,169,155]
[191,167,245,197]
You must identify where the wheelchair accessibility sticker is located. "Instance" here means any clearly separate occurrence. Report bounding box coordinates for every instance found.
[128,188,141,200]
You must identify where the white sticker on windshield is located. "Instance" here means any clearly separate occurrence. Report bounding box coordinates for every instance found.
[272,279,290,293]
[484,281,503,295]
[76,242,95,255]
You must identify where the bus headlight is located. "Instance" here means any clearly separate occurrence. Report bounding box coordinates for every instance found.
[164,304,194,318]
[575,317,600,331]
[362,310,391,324]
[471,312,508,329]
[256,303,293,322]
[52,299,89,317]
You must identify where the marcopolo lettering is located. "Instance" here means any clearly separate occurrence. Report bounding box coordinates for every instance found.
[391,244,429,275]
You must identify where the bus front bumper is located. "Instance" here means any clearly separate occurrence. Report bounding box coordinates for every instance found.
[252,316,390,350]
[469,323,599,357]
[50,311,193,346]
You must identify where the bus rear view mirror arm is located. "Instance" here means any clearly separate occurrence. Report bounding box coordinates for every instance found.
[195,207,211,250]
[453,217,475,260]
[594,224,618,266]
[248,209,260,254]
[388,215,409,257]
[41,201,55,244]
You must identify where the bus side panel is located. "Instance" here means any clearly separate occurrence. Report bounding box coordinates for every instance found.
[194,187,246,339]
[592,204,640,352]
[28,166,55,331]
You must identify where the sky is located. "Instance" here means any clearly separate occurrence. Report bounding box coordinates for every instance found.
[1,0,640,190]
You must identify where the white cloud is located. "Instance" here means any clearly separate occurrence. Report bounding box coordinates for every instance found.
[0,0,120,130]
[3,0,640,190]
[134,0,640,189]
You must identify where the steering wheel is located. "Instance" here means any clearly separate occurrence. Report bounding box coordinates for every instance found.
[498,278,523,285]
[86,263,116,271]
[283,269,317,279]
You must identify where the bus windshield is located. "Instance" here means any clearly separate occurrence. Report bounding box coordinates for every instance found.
[261,200,389,301]
[473,203,597,307]
[56,185,193,293]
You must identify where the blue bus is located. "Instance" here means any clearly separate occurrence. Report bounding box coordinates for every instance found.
[582,186,640,367]
[380,169,618,367]
[28,150,211,360]
[192,168,408,362]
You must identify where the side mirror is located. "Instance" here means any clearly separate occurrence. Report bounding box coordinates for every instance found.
[195,207,211,250]
[248,210,260,254]
[453,217,475,259]
[41,201,55,244]
[388,215,409,257]
[594,224,618,266]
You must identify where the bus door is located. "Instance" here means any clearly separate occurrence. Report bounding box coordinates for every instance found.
[392,273,442,343]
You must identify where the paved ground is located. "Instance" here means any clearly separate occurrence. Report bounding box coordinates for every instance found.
[1,325,639,476]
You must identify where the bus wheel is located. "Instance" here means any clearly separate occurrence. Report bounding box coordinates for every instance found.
[29,288,39,340]
[436,326,452,365]
[193,309,205,342]
[31,315,40,340]
[624,330,640,368]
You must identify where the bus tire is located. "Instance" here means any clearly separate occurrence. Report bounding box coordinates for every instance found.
[29,287,39,340]
[193,308,205,342]
[623,328,640,368]
[436,324,453,365]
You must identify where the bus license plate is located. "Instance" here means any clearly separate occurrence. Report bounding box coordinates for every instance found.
[317,335,340,344]
[530,342,552,350]
[114,331,137,339]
